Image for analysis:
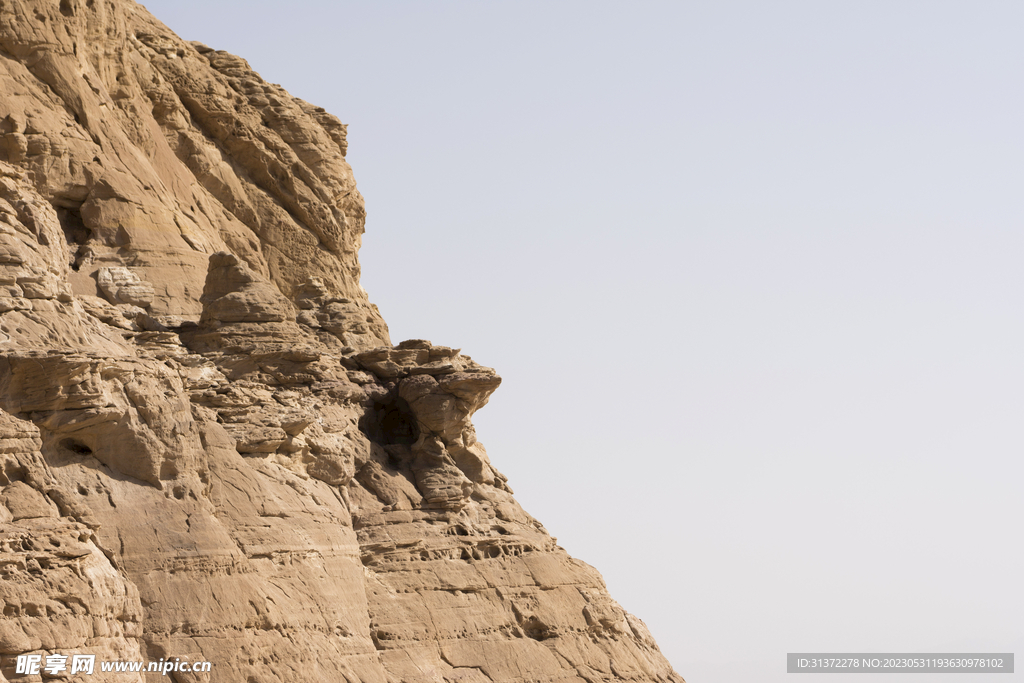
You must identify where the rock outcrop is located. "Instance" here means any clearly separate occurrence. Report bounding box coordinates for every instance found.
[0,1,683,681]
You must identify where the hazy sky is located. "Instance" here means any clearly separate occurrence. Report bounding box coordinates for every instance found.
[141,2,1023,680]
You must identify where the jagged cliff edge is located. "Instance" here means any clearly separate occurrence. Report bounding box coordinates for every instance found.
[0,1,683,681]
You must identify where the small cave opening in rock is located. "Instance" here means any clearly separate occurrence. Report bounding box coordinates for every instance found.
[360,396,419,446]
[56,205,92,271]
[59,438,92,455]
[521,616,552,641]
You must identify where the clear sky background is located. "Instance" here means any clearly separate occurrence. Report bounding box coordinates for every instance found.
[141,2,1023,680]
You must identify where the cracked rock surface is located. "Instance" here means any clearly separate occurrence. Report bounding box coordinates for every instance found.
[0,1,683,681]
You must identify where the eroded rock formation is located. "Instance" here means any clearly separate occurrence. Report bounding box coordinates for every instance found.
[0,1,683,681]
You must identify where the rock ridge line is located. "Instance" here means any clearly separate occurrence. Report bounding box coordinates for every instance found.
[0,1,684,681]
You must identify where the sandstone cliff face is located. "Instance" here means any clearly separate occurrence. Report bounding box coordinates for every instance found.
[0,1,682,681]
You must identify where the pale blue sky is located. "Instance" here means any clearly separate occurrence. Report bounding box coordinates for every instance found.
[142,2,1024,680]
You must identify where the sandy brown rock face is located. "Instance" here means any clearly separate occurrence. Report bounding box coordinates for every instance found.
[0,0,389,341]
[0,409,146,683]
[348,350,679,682]
[0,1,683,681]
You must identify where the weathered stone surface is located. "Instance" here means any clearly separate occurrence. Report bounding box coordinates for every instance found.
[97,267,156,308]
[0,410,146,683]
[0,1,682,681]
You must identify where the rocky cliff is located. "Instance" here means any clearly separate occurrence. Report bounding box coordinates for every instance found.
[0,1,683,681]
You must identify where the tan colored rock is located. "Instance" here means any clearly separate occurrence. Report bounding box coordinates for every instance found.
[0,481,57,520]
[200,252,291,324]
[0,410,146,683]
[96,267,155,307]
[0,1,683,681]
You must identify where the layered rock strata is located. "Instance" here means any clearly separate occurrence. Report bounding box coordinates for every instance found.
[0,1,683,681]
